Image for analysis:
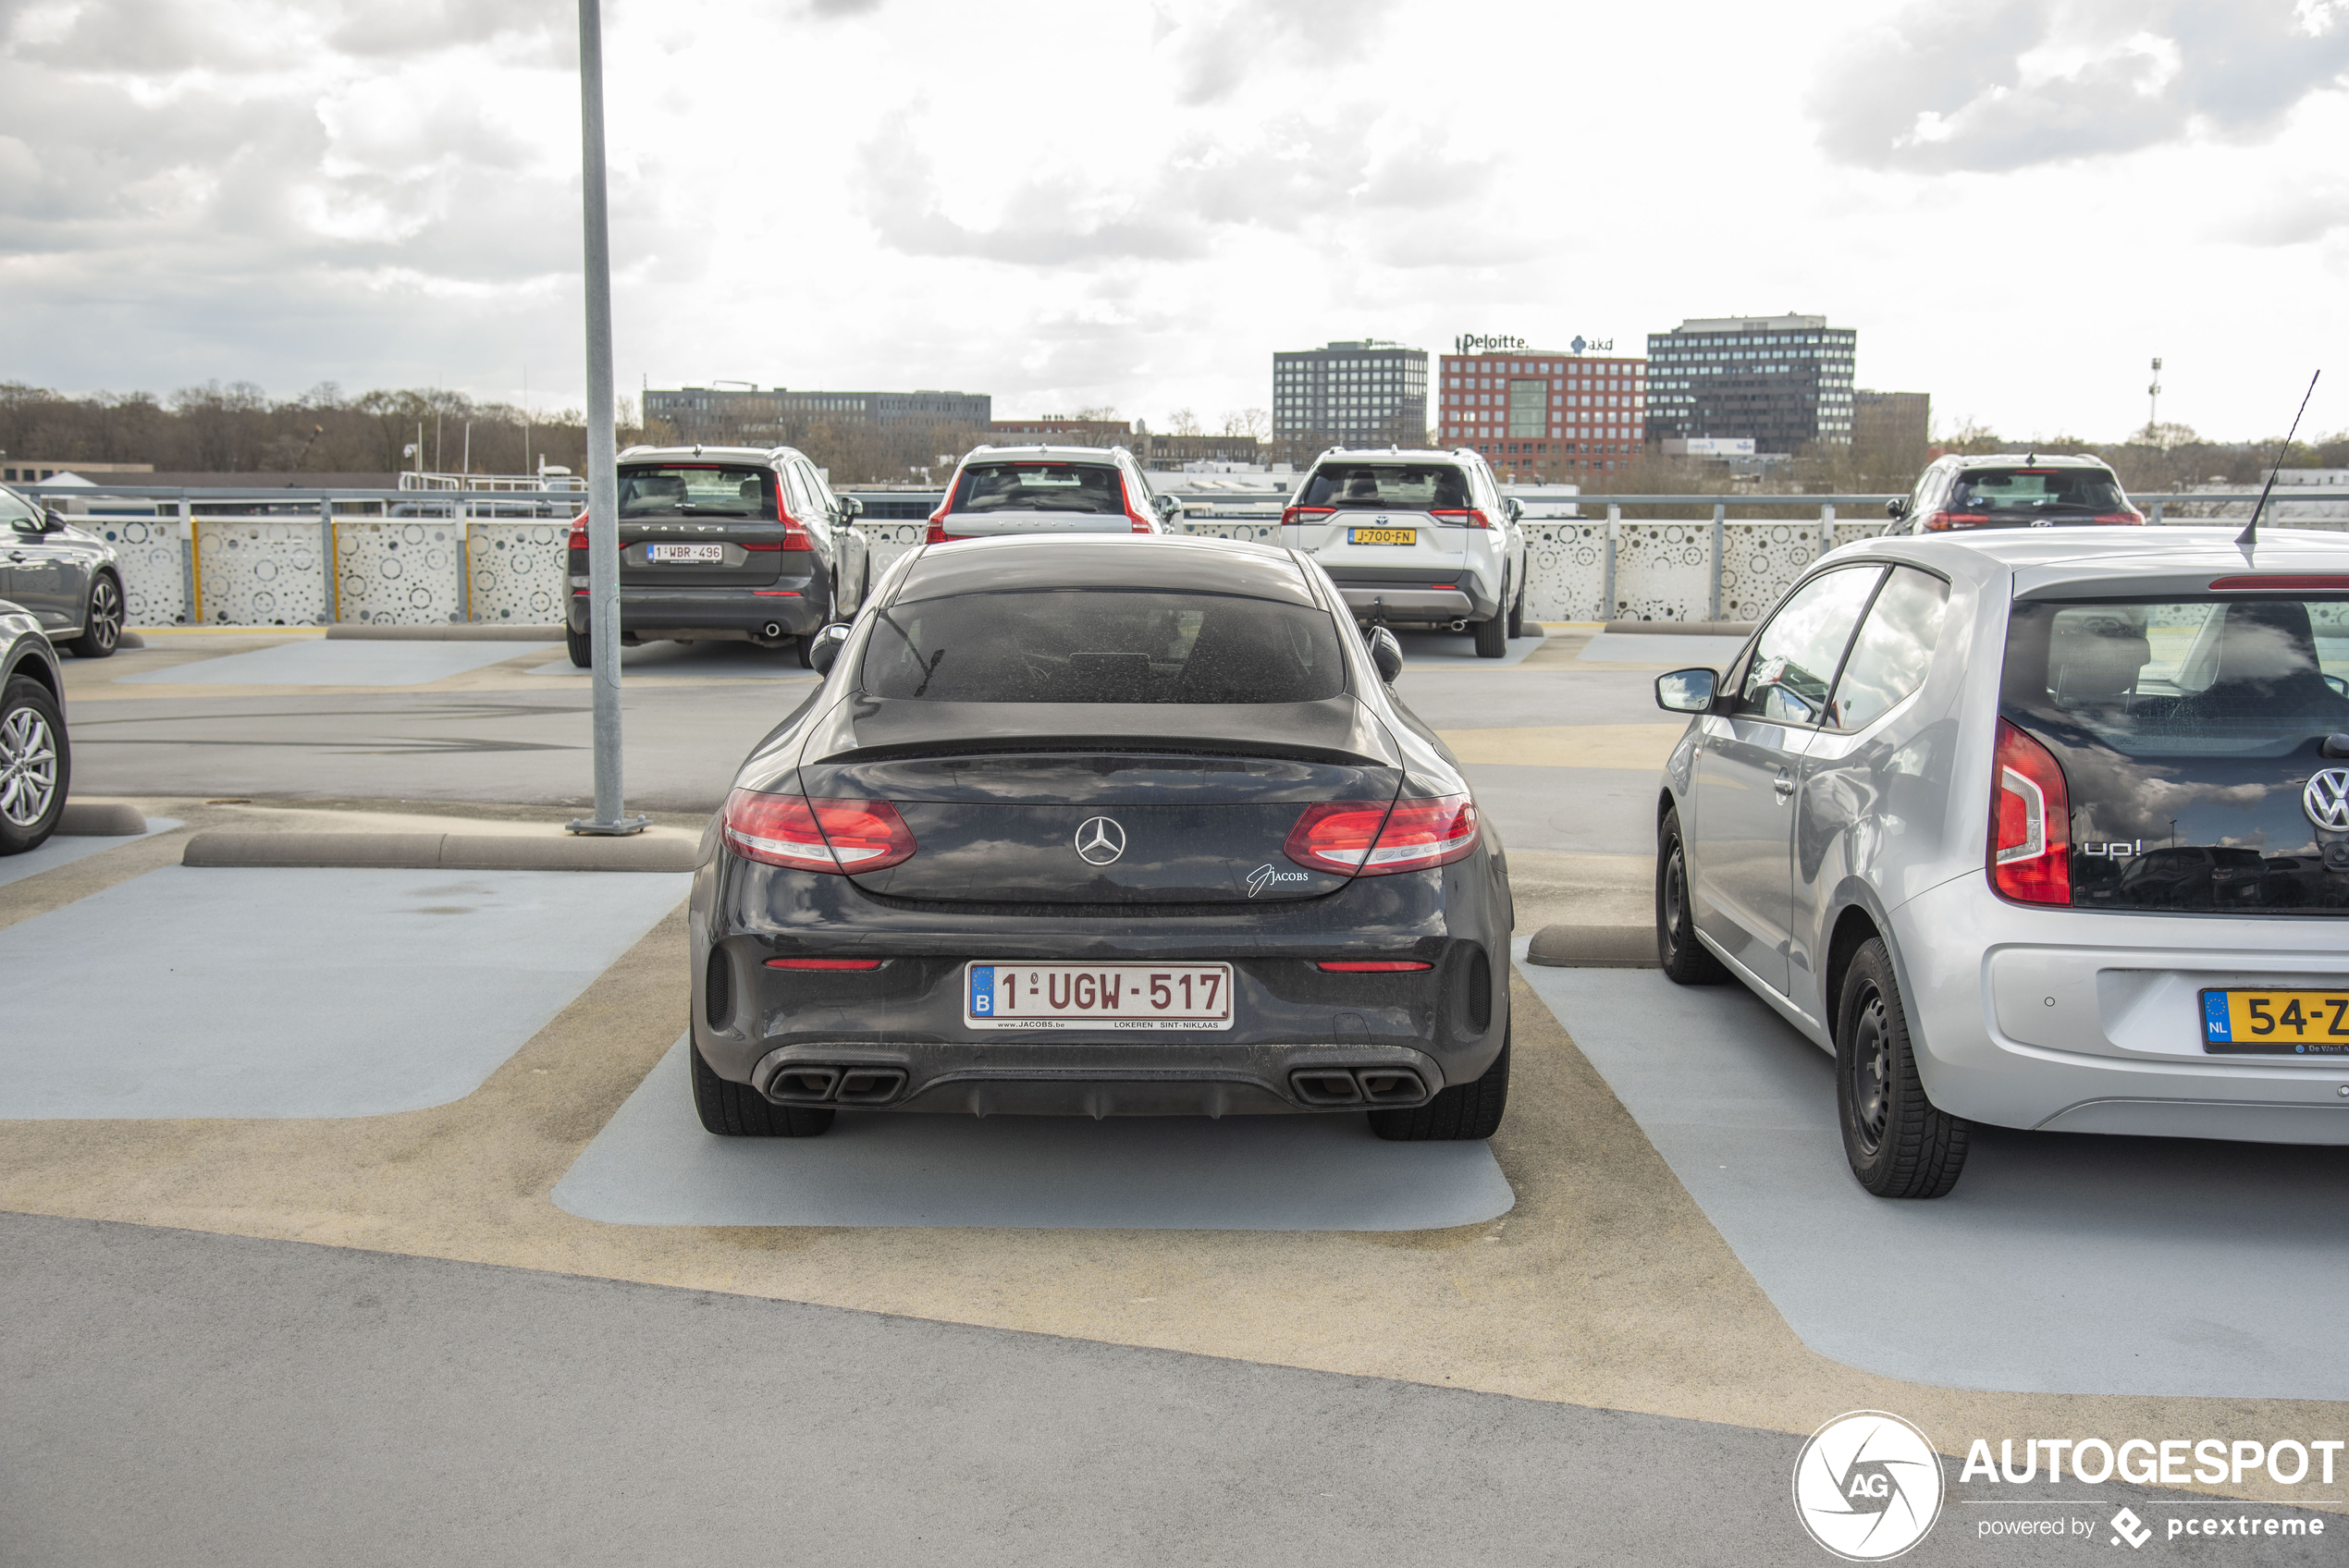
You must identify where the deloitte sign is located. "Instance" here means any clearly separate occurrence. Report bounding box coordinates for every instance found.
[1454,332,1617,354]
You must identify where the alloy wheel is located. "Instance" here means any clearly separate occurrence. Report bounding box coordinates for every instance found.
[0,704,59,827]
[1848,987,1892,1157]
[86,577,122,651]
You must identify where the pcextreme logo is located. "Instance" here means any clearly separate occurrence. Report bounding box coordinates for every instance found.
[1793,1411,1946,1562]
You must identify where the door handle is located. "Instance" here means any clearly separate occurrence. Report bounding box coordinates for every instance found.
[1773,771,1795,802]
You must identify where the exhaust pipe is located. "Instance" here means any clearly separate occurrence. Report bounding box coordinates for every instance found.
[1444,619,1469,633]
[761,621,783,640]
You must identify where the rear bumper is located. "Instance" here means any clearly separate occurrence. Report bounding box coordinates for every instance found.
[689,848,1514,1116]
[1890,875,2349,1143]
[567,579,825,640]
[1336,587,1475,623]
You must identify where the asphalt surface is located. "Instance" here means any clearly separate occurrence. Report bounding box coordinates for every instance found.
[6,1214,2312,1568]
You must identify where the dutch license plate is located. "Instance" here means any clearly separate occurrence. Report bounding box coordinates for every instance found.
[647,543,725,563]
[2199,987,2349,1054]
[1349,527,1415,546]
[965,962,1233,1031]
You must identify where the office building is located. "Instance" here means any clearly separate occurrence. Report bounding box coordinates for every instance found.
[985,417,1131,445]
[1434,348,1649,476]
[1271,342,1428,448]
[645,386,991,446]
[1644,315,1856,453]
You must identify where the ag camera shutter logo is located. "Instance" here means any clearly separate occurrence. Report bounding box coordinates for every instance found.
[1792,1411,1945,1562]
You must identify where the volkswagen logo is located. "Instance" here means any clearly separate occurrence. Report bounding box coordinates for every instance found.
[2305,768,2349,832]
[1073,816,1127,865]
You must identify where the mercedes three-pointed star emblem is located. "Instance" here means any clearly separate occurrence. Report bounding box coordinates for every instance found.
[1074,815,1127,865]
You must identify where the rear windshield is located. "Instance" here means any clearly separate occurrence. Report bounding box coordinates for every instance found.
[2002,596,2349,913]
[862,590,1348,704]
[619,465,774,519]
[1952,467,2125,515]
[951,462,1127,516]
[1298,463,1471,511]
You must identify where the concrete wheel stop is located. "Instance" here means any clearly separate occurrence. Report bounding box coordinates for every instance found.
[1523,924,1656,968]
[326,623,566,642]
[57,802,148,837]
[181,829,698,873]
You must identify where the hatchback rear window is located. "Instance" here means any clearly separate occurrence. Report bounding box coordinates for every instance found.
[2001,595,2349,913]
[1297,464,1471,511]
[619,465,773,518]
[863,590,1347,704]
[1952,467,2126,516]
[951,462,1127,516]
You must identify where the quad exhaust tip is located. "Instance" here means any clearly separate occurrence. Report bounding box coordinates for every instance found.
[764,1065,907,1106]
[1289,1067,1428,1107]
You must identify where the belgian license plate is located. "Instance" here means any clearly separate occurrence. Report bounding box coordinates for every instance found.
[647,543,725,563]
[2199,987,2349,1054]
[1349,527,1415,546]
[965,962,1233,1031]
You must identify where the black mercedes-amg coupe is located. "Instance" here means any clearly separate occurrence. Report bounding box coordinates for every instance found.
[686,533,1514,1141]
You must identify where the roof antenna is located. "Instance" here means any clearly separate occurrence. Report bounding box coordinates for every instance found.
[2237,369,2321,549]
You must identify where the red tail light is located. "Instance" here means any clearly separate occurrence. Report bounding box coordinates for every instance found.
[1282,506,1335,527]
[1285,794,1479,876]
[567,518,587,551]
[774,485,812,551]
[2090,511,2146,525]
[2210,575,2349,591]
[1924,510,1989,531]
[1990,719,2070,905]
[764,957,884,971]
[1429,508,1491,529]
[722,789,916,874]
[1314,960,1434,973]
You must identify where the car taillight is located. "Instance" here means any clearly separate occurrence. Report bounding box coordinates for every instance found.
[2209,575,2349,591]
[1429,508,1490,529]
[774,488,812,550]
[722,789,916,874]
[567,519,587,551]
[1315,960,1434,972]
[1285,793,1479,876]
[1990,719,2070,905]
[1282,506,1335,527]
[764,957,884,971]
[1924,510,1989,531]
[2089,511,2146,525]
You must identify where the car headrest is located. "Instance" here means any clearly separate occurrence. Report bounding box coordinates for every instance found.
[2050,616,2149,704]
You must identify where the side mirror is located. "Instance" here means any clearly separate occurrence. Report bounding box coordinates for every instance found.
[1366,625,1404,684]
[840,496,864,521]
[1654,668,1716,714]
[806,622,852,677]
[1885,496,1909,520]
[1154,494,1181,524]
[8,514,43,536]
[1503,496,1523,524]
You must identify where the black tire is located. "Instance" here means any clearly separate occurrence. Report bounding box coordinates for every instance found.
[0,676,69,855]
[566,624,593,668]
[1369,1023,1508,1142]
[1506,580,1525,641]
[1656,806,1728,984]
[67,573,122,659]
[1836,938,1969,1198]
[1472,611,1507,659]
[690,1038,834,1137]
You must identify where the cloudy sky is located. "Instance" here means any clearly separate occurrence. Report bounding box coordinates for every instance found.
[2,0,2343,442]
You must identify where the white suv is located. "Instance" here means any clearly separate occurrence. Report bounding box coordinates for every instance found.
[928,445,1178,542]
[1283,447,1529,658]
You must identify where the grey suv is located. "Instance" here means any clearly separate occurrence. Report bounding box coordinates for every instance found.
[1,595,68,853]
[2,484,125,658]
[1885,451,2143,533]
[565,445,869,668]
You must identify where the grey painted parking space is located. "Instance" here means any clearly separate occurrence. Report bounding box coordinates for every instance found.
[1394,666,1669,728]
[0,815,180,889]
[4,1214,2315,1568]
[525,641,822,680]
[1576,631,1748,667]
[1463,763,1657,855]
[0,866,685,1117]
[1513,948,2349,1401]
[555,1039,1514,1231]
[1393,626,1544,668]
[118,638,557,685]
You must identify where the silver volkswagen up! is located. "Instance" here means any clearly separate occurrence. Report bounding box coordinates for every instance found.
[1653,526,2349,1196]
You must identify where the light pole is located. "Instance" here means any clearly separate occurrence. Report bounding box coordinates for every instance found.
[566,0,646,836]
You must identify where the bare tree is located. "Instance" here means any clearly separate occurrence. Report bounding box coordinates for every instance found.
[1165,408,1203,437]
